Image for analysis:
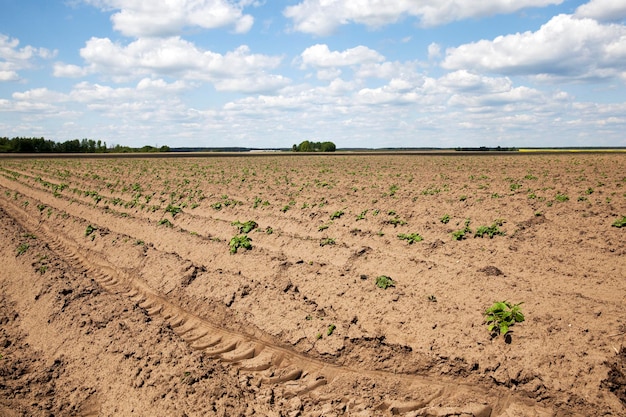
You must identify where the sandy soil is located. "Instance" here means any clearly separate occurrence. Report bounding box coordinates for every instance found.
[0,153,624,416]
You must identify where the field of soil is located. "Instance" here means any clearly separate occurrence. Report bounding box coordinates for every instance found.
[0,153,624,416]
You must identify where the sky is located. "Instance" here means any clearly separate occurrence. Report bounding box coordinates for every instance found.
[1,0,625,149]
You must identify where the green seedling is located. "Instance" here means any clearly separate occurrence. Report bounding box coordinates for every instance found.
[452,219,472,240]
[158,218,173,227]
[330,210,344,220]
[474,220,505,238]
[211,196,242,210]
[484,301,524,338]
[230,235,252,254]
[165,204,182,217]
[555,193,569,202]
[375,275,395,289]
[318,223,330,231]
[612,216,626,228]
[440,214,450,224]
[232,220,258,234]
[320,237,335,247]
[356,210,368,220]
[327,324,336,336]
[16,243,29,256]
[397,233,423,244]
[85,225,97,237]
[387,217,406,227]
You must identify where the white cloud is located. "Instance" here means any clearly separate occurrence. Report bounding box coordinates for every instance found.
[68,79,192,103]
[575,0,626,22]
[448,86,545,109]
[84,0,254,37]
[284,0,564,35]
[56,36,289,93]
[355,61,421,80]
[136,77,190,92]
[0,70,19,81]
[299,44,384,68]
[12,87,68,102]
[53,63,92,78]
[428,42,441,60]
[442,14,626,82]
[213,73,291,93]
[439,70,513,93]
[0,34,56,81]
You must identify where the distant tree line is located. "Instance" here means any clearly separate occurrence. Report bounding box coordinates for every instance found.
[292,140,336,152]
[454,146,518,152]
[0,137,170,153]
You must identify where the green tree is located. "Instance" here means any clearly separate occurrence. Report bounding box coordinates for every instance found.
[293,140,336,152]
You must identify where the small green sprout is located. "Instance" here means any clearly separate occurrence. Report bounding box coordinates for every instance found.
[555,193,569,202]
[16,243,30,256]
[232,220,258,233]
[484,301,524,338]
[474,221,505,238]
[397,233,423,244]
[85,225,97,237]
[165,204,182,217]
[229,235,252,254]
[375,275,395,289]
[612,216,626,228]
[158,218,173,227]
[452,219,472,240]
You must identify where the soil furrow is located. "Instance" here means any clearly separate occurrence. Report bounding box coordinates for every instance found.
[2,154,623,416]
[0,176,552,417]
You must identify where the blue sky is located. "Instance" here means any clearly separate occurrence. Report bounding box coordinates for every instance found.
[1,0,625,149]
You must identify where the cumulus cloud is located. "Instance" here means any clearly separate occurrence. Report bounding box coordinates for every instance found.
[53,63,92,78]
[12,87,68,102]
[428,43,441,60]
[84,0,254,37]
[442,14,626,81]
[0,70,19,81]
[355,60,421,80]
[0,34,57,81]
[55,36,289,93]
[284,0,564,35]
[439,70,513,93]
[299,44,384,68]
[575,0,626,22]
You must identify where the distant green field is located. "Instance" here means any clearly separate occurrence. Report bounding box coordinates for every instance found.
[518,149,626,153]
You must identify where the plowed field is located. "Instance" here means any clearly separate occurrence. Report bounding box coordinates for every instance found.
[0,153,625,416]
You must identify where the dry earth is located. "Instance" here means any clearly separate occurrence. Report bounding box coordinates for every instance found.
[0,153,624,416]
